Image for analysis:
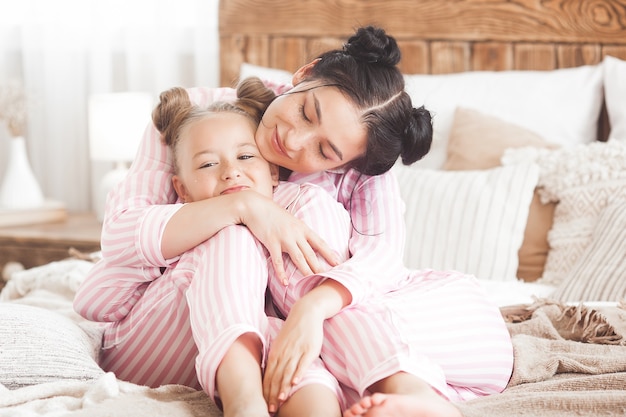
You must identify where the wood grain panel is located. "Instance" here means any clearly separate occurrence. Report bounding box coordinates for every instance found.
[514,44,557,70]
[220,35,272,87]
[220,0,626,43]
[557,45,604,68]
[220,0,626,85]
[603,46,626,60]
[269,37,308,73]
[430,42,472,74]
[397,41,429,74]
[472,43,514,71]
[219,0,624,139]
[308,37,345,61]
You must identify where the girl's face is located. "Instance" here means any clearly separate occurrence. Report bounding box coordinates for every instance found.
[255,81,368,173]
[172,112,278,203]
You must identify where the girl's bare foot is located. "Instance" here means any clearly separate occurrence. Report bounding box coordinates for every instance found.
[343,392,462,417]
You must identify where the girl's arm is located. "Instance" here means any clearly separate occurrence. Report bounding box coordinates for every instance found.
[75,87,243,322]
[263,278,349,411]
[161,190,337,281]
[100,87,237,268]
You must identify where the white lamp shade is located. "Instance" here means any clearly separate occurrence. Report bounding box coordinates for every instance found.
[88,92,153,162]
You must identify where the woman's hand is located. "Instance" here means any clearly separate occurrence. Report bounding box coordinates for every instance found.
[239,191,339,283]
[262,300,325,412]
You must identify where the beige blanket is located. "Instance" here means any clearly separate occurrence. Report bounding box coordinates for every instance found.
[2,261,626,416]
[457,301,626,417]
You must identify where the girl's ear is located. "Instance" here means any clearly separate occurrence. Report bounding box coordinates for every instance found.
[270,163,280,186]
[292,58,321,85]
[172,175,189,203]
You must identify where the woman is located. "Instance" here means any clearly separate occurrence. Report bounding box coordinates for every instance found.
[75,26,512,417]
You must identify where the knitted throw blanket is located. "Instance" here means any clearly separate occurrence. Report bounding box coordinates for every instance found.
[456,300,626,417]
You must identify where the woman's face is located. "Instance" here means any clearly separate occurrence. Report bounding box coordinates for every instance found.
[172,112,278,203]
[255,81,367,173]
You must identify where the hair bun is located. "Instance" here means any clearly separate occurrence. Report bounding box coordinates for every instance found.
[343,26,401,67]
[401,105,433,165]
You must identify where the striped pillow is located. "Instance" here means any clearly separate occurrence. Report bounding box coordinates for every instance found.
[552,199,626,302]
[393,162,539,281]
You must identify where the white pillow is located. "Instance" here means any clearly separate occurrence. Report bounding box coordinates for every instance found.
[393,162,539,281]
[239,63,293,86]
[0,303,104,389]
[405,65,604,169]
[603,55,626,141]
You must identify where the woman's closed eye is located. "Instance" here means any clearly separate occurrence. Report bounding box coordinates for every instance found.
[318,143,329,160]
[299,104,311,123]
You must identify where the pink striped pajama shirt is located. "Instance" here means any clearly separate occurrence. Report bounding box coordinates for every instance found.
[76,182,351,403]
[74,85,513,407]
[273,169,514,402]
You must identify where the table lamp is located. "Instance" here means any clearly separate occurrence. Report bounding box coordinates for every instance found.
[88,92,152,221]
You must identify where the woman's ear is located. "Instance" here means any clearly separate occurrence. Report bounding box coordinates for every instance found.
[172,175,189,203]
[292,58,321,85]
[269,163,280,186]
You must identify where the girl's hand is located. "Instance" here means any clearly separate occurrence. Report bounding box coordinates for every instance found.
[262,302,325,412]
[240,191,339,283]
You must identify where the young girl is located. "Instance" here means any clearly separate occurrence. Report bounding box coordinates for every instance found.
[75,26,513,417]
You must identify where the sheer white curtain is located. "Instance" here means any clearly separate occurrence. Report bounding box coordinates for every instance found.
[0,0,220,212]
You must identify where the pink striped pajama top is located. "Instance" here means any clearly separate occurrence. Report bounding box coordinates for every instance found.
[74,86,513,406]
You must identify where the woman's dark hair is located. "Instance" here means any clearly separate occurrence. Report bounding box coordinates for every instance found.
[152,77,275,172]
[306,26,433,176]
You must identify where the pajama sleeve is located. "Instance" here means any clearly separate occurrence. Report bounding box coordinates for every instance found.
[99,87,237,268]
[290,169,409,306]
[75,87,237,321]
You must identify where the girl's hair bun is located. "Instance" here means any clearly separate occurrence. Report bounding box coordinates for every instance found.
[343,26,401,67]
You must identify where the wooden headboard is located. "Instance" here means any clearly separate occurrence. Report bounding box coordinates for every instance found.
[219,0,626,139]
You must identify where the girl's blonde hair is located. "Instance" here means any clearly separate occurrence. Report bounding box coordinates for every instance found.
[152,77,276,172]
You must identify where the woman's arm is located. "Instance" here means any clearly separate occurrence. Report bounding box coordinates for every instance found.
[289,169,409,306]
[262,172,407,408]
[262,171,408,407]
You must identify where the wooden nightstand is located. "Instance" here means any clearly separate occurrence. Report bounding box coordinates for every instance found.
[0,213,102,271]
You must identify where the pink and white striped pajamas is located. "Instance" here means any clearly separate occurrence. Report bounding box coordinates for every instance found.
[74,86,513,409]
[77,181,351,403]
[272,170,514,402]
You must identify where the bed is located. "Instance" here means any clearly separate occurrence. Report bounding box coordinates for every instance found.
[2,0,626,416]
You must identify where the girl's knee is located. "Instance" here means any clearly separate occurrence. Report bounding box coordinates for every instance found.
[187,225,266,267]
